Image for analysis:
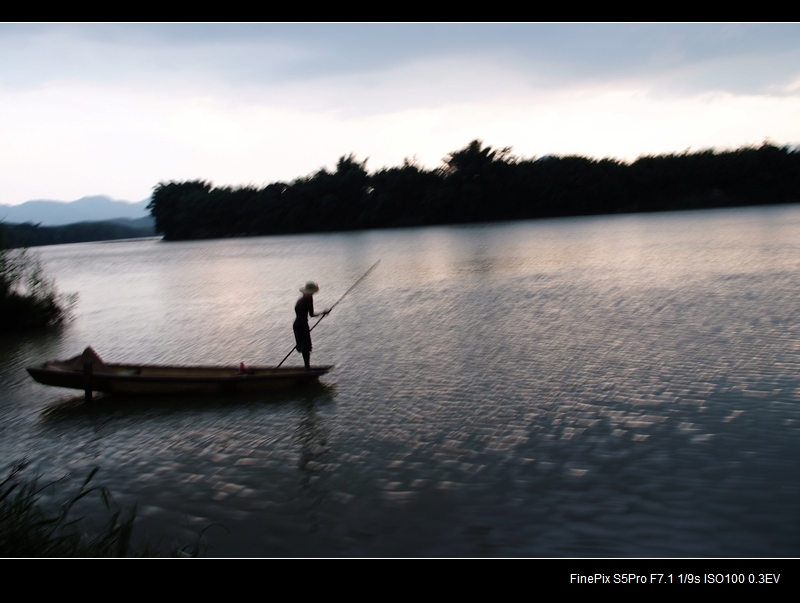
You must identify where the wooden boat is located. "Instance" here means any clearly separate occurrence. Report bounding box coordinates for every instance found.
[26,347,332,396]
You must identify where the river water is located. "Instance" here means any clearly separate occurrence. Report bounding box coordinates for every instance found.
[1,206,798,557]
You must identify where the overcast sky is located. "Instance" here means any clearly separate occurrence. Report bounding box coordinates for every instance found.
[1,23,798,205]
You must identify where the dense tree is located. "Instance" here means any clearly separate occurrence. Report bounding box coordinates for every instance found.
[147,142,800,241]
[0,219,154,249]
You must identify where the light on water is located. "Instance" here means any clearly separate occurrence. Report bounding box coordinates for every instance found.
[1,206,799,556]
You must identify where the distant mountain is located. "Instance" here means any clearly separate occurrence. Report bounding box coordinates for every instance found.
[0,195,150,226]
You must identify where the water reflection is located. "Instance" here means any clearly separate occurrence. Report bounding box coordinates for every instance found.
[39,382,336,423]
[2,206,799,556]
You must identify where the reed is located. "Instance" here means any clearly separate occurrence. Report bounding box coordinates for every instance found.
[0,238,77,332]
[0,460,204,557]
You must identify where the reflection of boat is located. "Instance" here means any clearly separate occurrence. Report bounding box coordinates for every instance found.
[27,347,332,396]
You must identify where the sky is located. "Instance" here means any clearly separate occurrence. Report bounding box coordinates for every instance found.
[1,23,799,205]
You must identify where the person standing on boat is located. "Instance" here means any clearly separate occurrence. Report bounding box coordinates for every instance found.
[294,281,329,370]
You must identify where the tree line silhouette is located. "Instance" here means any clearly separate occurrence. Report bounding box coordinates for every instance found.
[148,141,800,241]
[0,218,155,249]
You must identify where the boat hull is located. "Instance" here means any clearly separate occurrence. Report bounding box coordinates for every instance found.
[26,363,333,396]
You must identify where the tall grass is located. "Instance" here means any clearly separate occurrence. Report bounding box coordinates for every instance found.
[0,460,204,557]
[0,237,76,332]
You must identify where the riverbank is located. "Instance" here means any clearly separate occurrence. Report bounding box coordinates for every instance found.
[149,142,800,241]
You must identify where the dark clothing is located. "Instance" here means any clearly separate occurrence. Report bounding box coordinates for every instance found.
[293,320,311,354]
[293,294,314,354]
[295,293,314,321]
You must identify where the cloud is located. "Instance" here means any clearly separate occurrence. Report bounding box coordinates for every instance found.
[3,24,799,94]
[0,24,798,204]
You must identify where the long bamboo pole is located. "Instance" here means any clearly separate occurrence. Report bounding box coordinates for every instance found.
[276,260,380,368]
